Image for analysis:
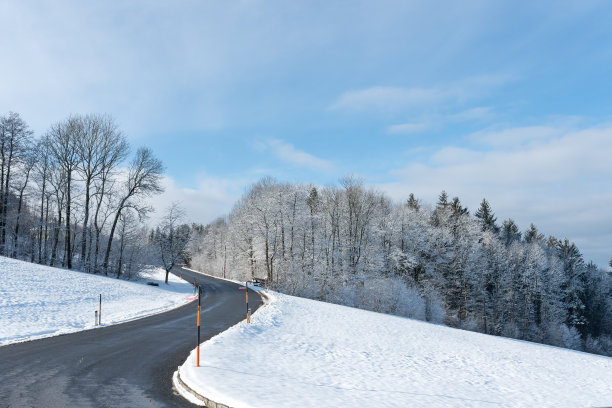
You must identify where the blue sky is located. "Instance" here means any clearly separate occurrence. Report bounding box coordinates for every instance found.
[1,1,611,268]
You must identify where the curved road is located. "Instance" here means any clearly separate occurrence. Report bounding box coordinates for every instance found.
[0,268,262,407]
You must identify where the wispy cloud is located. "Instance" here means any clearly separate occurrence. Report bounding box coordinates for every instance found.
[469,125,559,147]
[330,75,513,114]
[387,122,432,134]
[387,106,494,134]
[448,106,493,122]
[267,139,334,172]
[330,86,444,113]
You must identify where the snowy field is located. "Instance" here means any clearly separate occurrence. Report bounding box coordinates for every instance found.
[178,290,612,408]
[0,256,194,345]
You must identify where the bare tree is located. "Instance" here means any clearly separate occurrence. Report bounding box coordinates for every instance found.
[32,136,54,264]
[102,147,164,274]
[0,112,34,255]
[47,166,67,267]
[48,116,81,269]
[11,145,37,258]
[75,114,128,271]
[154,202,191,284]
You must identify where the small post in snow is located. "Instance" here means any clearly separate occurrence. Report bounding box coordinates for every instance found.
[95,310,98,326]
[196,286,202,367]
[238,283,250,323]
[99,294,102,325]
[246,282,250,324]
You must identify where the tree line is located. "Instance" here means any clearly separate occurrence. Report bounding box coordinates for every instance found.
[191,177,612,356]
[0,111,171,278]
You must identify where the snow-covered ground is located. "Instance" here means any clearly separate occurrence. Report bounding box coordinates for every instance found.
[178,290,612,408]
[0,256,195,345]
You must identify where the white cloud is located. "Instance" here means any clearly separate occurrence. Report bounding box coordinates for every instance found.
[469,125,559,147]
[266,139,334,172]
[448,106,493,122]
[330,75,513,114]
[387,122,431,134]
[387,107,493,135]
[379,125,612,268]
[330,86,444,113]
[148,174,247,226]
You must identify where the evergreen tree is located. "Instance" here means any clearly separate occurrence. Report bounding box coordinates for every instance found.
[437,190,449,209]
[474,198,499,234]
[450,197,468,216]
[582,262,609,338]
[406,193,420,211]
[555,238,587,333]
[501,219,521,246]
[188,177,612,356]
[524,223,544,243]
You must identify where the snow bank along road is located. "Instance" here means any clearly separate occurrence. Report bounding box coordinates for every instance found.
[0,257,195,345]
[178,291,612,408]
[0,268,262,407]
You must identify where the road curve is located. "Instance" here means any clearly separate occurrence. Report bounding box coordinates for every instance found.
[0,268,263,408]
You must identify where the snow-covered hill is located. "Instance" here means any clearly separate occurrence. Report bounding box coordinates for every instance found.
[0,256,194,345]
[178,290,612,408]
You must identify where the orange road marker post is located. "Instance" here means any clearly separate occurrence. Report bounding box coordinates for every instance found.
[196,286,202,367]
[239,283,250,323]
[246,282,250,323]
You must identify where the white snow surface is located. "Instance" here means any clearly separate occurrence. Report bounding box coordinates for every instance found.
[0,256,195,345]
[179,290,612,408]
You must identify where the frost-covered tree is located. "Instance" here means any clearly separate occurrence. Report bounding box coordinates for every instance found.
[191,177,612,356]
[406,193,420,211]
[474,198,499,234]
[0,112,34,256]
[0,111,166,282]
[524,223,544,244]
[154,203,191,284]
[102,147,164,274]
[501,219,521,246]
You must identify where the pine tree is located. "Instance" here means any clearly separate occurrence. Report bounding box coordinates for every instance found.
[524,223,544,243]
[437,190,449,209]
[450,197,468,216]
[474,198,499,234]
[406,193,420,211]
[501,219,521,246]
[556,238,587,333]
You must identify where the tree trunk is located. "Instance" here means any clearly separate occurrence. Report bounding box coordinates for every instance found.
[80,182,91,270]
[11,179,29,258]
[43,196,49,264]
[103,203,124,275]
[1,149,13,255]
[116,216,126,278]
[50,212,61,267]
[65,171,72,269]
[38,178,46,263]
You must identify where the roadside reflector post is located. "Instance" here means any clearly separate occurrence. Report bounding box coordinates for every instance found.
[99,294,102,325]
[196,285,202,367]
[238,283,250,323]
[95,310,98,326]
[246,281,249,324]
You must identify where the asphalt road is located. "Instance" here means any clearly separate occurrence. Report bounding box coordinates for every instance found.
[0,268,263,408]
